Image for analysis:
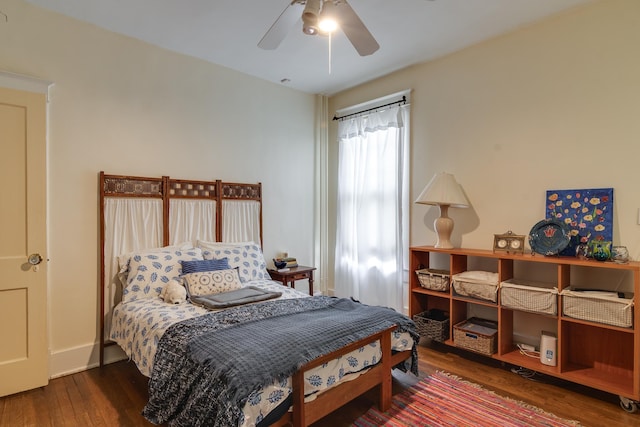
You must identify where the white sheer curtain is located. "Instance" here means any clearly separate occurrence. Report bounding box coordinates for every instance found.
[103,198,163,332]
[222,200,261,244]
[334,104,409,312]
[169,199,216,245]
[102,196,261,338]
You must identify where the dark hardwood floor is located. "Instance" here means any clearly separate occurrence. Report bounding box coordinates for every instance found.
[1,340,638,426]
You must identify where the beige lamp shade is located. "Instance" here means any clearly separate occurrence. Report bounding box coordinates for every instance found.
[415,172,469,208]
[415,173,469,248]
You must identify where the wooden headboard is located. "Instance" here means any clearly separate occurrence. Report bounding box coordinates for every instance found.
[99,172,262,365]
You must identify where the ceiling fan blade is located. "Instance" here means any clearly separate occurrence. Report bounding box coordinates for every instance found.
[258,2,303,50]
[335,1,379,56]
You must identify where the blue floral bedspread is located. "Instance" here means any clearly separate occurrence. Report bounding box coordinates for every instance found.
[142,296,417,427]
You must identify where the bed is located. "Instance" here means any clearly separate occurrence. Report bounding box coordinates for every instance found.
[99,172,418,427]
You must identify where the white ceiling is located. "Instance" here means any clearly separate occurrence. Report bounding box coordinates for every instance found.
[25,0,594,95]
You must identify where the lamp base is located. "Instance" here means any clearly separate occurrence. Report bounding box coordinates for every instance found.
[434,205,454,249]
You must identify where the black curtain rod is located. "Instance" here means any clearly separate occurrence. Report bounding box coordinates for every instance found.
[332,96,406,121]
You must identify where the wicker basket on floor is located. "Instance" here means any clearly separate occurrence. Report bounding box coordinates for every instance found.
[413,309,449,342]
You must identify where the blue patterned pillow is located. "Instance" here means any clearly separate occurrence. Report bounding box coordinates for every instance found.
[122,248,203,303]
[181,258,230,274]
[200,242,268,283]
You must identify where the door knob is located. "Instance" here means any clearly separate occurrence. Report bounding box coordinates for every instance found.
[28,253,43,265]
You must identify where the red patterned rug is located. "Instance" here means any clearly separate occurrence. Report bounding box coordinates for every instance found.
[353,371,582,427]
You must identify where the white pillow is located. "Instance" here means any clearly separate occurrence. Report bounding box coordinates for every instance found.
[198,241,269,283]
[197,240,255,250]
[122,247,203,303]
[183,268,242,297]
[117,242,194,284]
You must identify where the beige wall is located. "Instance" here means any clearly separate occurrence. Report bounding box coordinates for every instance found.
[0,0,317,376]
[329,0,640,294]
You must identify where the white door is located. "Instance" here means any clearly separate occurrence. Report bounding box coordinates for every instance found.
[0,85,48,397]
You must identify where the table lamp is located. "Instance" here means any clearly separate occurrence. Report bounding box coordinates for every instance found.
[415,172,469,248]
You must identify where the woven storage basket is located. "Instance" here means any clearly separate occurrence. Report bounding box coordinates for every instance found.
[561,288,634,328]
[413,309,449,342]
[415,269,450,292]
[500,279,558,315]
[452,271,499,303]
[453,318,498,356]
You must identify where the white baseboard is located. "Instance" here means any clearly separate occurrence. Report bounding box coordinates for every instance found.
[49,343,127,379]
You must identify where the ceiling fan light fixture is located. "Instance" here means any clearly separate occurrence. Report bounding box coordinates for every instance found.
[318,17,337,33]
[318,0,338,34]
[302,16,318,35]
[302,0,322,35]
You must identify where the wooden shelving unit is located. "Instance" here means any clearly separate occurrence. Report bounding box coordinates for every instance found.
[409,246,640,408]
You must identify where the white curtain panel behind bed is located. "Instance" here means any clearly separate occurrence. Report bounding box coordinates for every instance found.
[222,200,261,244]
[169,199,216,245]
[103,198,163,333]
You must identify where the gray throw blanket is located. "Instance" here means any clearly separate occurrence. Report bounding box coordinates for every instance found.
[143,296,418,427]
[190,286,282,309]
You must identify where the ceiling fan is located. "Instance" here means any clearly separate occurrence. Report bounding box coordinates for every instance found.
[258,0,379,56]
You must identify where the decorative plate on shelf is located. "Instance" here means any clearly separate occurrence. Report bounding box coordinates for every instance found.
[528,218,572,256]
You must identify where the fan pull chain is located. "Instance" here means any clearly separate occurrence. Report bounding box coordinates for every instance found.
[328,32,332,74]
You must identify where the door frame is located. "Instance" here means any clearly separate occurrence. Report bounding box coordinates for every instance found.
[0,70,52,99]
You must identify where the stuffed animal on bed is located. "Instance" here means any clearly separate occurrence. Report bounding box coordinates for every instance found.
[160,279,187,304]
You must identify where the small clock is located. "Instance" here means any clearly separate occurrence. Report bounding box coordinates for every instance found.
[493,230,526,254]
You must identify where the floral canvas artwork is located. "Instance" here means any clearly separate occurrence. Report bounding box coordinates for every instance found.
[545,188,614,256]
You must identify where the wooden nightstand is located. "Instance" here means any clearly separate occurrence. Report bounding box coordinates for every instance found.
[268,265,316,296]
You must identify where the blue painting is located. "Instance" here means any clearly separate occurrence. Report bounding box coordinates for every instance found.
[545,188,614,256]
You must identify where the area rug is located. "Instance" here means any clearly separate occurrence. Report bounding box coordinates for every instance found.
[353,371,582,427]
